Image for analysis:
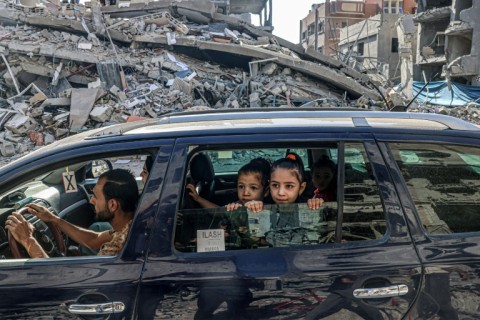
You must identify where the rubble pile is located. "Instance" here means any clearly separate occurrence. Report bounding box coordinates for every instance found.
[408,103,480,124]
[0,0,392,166]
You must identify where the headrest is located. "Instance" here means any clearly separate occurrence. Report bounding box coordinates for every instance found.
[190,153,214,182]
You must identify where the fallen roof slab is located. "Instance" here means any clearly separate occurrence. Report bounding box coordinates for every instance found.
[133,34,379,99]
[100,2,371,84]
[0,0,380,99]
[413,6,451,23]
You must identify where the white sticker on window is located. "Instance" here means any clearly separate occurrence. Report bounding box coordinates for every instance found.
[197,229,225,252]
[217,151,233,159]
[62,171,78,193]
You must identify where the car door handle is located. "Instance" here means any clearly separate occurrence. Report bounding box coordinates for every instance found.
[353,284,408,299]
[68,302,125,315]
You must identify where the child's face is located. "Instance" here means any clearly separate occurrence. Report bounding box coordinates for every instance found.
[269,168,306,204]
[237,172,266,204]
[312,167,334,191]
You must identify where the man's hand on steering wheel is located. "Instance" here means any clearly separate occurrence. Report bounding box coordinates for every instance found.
[5,211,36,248]
[6,203,66,259]
[25,203,58,223]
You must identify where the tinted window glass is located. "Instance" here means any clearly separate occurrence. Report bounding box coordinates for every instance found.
[175,144,386,253]
[206,149,307,174]
[342,143,385,241]
[390,143,480,234]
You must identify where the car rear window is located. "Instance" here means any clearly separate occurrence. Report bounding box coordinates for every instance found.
[390,143,480,234]
[175,143,387,253]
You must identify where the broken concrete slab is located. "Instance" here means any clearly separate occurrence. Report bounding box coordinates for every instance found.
[40,98,72,108]
[133,35,379,99]
[110,85,127,101]
[4,114,36,135]
[90,105,113,122]
[171,77,192,95]
[414,6,451,23]
[70,88,100,131]
[0,140,15,157]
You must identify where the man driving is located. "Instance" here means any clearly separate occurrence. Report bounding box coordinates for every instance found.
[5,169,139,258]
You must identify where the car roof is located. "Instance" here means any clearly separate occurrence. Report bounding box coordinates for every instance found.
[1,109,479,175]
[86,109,480,139]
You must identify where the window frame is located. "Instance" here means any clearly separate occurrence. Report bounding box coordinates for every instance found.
[173,138,391,255]
[388,141,480,236]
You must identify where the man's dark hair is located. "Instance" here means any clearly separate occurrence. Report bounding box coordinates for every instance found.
[144,155,154,174]
[99,169,139,213]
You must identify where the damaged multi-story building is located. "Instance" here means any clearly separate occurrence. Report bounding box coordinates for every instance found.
[414,0,480,86]
[299,0,382,56]
[337,0,417,84]
[0,0,390,164]
[300,0,417,85]
[102,0,274,31]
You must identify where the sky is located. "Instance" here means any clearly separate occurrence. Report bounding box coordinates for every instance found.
[270,0,322,44]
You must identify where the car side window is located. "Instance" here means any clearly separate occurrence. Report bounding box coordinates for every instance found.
[0,152,155,260]
[390,143,480,235]
[174,144,387,253]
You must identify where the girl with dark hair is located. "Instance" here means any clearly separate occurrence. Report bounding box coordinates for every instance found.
[311,155,337,202]
[224,157,271,211]
[245,153,323,212]
[188,157,271,210]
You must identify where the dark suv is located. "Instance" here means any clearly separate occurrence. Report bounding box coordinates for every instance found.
[0,109,479,319]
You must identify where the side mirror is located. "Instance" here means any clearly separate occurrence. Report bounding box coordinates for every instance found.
[87,160,113,179]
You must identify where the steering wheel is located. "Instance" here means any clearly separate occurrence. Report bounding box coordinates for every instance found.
[7,206,66,259]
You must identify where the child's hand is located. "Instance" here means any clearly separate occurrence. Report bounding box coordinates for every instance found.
[225,202,242,211]
[307,198,324,210]
[185,184,200,201]
[245,200,264,213]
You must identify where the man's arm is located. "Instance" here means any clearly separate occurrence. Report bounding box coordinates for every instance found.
[53,218,112,250]
[6,212,49,258]
[22,237,49,258]
[26,203,111,250]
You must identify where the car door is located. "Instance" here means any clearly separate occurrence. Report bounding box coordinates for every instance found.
[378,133,480,319]
[138,132,423,319]
[0,138,173,319]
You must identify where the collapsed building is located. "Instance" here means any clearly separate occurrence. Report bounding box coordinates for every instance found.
[0,0,414,164]
[413,0,479,86]
[389,0,480,113]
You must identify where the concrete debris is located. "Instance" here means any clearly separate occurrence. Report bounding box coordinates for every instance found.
[413,6,451,23]
[90,105,113,122]
[70,88,101,131]
[0,142,15,157]
[0,0,412,166]
[4,114,36,135]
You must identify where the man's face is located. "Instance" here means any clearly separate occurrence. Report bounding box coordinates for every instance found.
[90,178,114,222]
